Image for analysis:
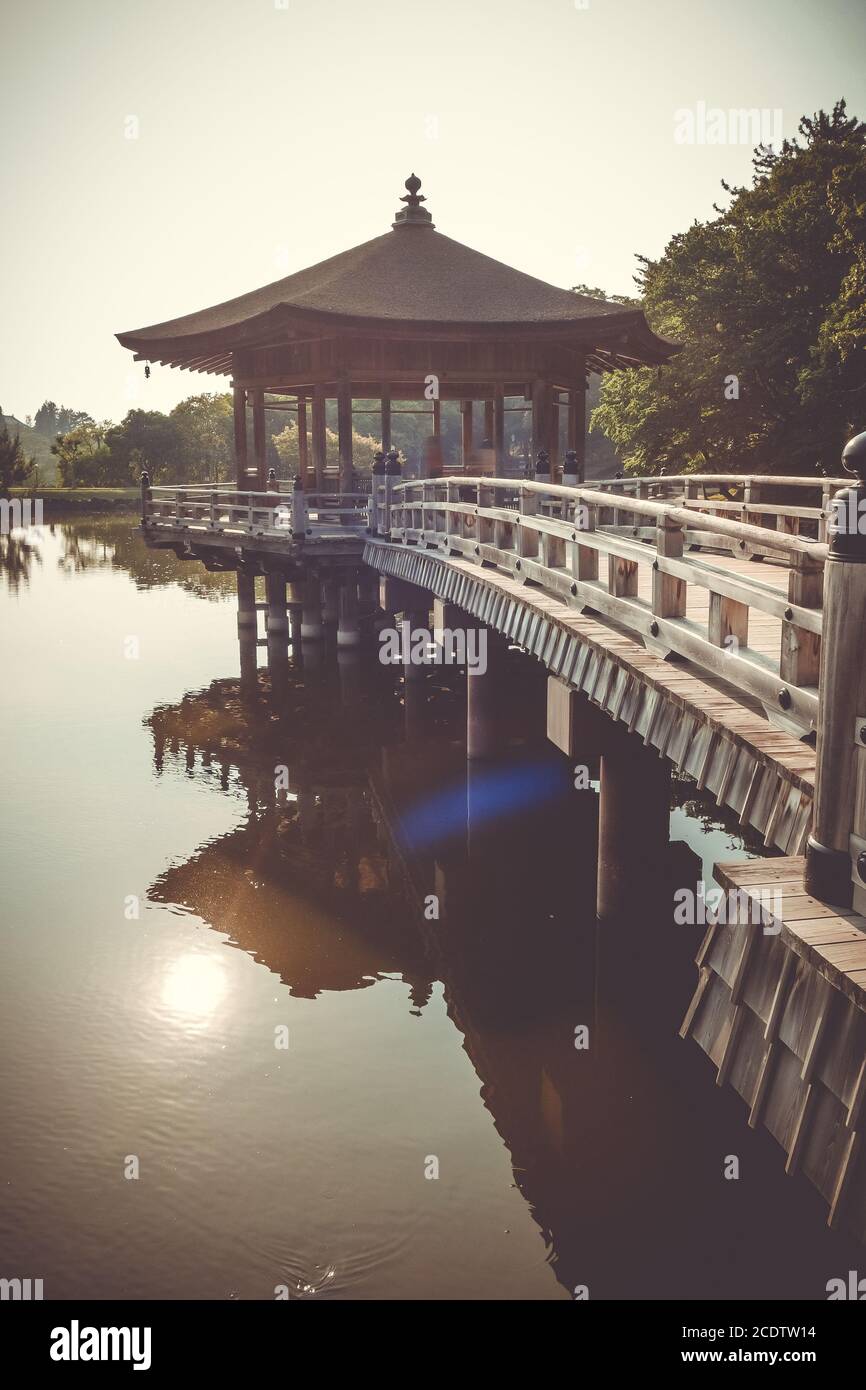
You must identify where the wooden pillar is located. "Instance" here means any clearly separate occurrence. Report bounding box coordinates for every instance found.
[300,575,324,641]
[252,389,267,487]
[337,579,361,647]
[233,385,248,486]
[597,721,671,919]
[236,570,256,631]
[337,377,353,494]
[568,368,588,483]
[461,400,473,470]
[532,377,549,461]
[483,399,494,444]
[549,391,560,478]
[311,385,327,492]
[492,384,505,475]
[467,629,506,760]
[265,571,288,634]
[806,433,866,908]
[432,397,441,441]
[381,385,391,452]
[297,395,309,487]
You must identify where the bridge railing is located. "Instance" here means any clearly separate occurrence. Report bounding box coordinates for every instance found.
[141,483,369,535]
[587,473,849,545]
[382,475,829,734]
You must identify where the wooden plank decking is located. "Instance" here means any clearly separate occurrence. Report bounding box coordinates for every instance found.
[682,856,866,1241]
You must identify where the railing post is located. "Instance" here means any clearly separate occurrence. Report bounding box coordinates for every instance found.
[518,483,538,563]
[475,477,494,551]
[210,489,218,530]
[383,446,400,538]
[779,551,822,687]
[291,473,307,541]
[561,449,578,520]
[369,450,385,535]
[139,470,150,526]
[805,430,866,908]
[652,514,686,620]
[572,500,598,583]
[819,483,832,543]
[266,466,278,528]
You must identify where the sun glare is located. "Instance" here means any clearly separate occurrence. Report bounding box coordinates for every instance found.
[160,953,227,1027]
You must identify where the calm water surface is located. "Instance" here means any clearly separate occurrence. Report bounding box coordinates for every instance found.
[0,516,859,1299]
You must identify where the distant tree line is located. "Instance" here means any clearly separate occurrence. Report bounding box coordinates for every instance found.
[48,395,235,486]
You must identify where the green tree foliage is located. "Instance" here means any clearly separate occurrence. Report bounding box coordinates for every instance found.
[34,400,93,436]
[52,420,126,486]
[0,411,36,494]
[169,393,234,482]
[272,421,382,474]
[104,409,181,481]
[52,393,236,486]
[592,101,866,476]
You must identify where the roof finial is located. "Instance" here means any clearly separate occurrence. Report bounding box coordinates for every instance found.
[392,173,434,229]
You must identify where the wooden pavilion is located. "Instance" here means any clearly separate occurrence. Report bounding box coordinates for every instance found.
[117,175,677,490]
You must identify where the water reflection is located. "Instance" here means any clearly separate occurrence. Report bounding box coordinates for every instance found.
[143,647,861,1298]
[160,952,228,1029]
[2,516,861,1300]
[0,529,42,592]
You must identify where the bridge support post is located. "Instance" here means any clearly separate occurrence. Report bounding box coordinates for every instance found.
[805,431,866,909]
[237,571,257,632]
[337,580,361,647]
[322,578,340,629]
[467,629,507,760]
[265,572,288,635]
[546,675,605,776]
[402,610,428,683]
[238,626,257,697]
[300,576,324,641]
[597,721,671,920]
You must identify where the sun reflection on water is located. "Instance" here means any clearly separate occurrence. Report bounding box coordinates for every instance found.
[160,952,227,1028]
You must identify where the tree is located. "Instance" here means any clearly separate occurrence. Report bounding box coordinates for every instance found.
[52,420,128,486]
[592,101,866,476]
[0,411,35,494]
[34,400,92,437]
[170,393,234,482]
[105,409,181,483]
[271,421,381,474]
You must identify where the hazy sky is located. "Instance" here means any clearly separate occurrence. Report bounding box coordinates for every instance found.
[2,0,864,423]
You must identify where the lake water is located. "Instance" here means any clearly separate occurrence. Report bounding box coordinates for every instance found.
[0,515,859,1300]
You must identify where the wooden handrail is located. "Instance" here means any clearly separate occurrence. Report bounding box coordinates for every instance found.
[392,477,828,561]
[384,475,826,732]
[590,473,849,490]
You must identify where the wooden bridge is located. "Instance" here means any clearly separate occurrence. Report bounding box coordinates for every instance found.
[139,456,866,1244]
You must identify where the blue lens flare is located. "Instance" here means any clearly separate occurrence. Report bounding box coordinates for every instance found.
[399,760,567,849]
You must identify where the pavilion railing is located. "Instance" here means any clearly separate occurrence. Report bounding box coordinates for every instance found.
[141,483,370,536]
[379,475,829,735]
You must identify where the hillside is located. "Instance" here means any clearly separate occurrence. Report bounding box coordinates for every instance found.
[1,414,59,483]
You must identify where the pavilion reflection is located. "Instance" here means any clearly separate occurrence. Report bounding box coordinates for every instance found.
[144,648,615,1290]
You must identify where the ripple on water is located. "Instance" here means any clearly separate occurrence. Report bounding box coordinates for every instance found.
[250,1220,417,1299]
